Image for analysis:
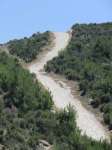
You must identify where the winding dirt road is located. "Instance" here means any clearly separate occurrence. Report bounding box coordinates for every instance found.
[28,32,110,141]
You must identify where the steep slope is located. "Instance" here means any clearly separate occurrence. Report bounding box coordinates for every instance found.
[0,32,111,150]
[28,32,110,141]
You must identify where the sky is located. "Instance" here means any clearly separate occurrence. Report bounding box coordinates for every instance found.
[0,0,112,43]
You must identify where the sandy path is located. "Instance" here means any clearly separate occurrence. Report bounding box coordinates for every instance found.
[28,32,109,141]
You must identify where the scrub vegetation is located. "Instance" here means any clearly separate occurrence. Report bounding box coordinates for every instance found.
[7,31,51,62]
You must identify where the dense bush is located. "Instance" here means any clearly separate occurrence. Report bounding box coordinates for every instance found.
[7,31,51,62]
[0,52,53,149]
[45,23,112,130]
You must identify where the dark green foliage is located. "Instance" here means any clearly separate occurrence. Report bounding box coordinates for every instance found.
[7,31,51,62]
[45,23,112,129]
[0,52,54,149]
